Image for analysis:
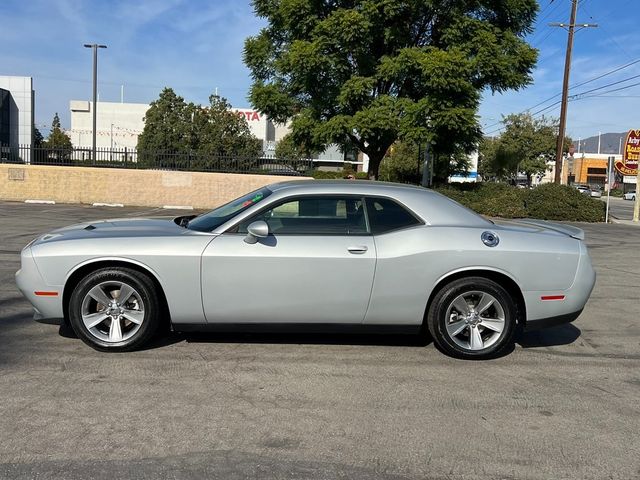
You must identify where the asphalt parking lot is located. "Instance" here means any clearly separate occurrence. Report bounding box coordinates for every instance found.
[0,201,639,480]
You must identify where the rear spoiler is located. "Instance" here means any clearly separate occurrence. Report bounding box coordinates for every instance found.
[516,219,585,241]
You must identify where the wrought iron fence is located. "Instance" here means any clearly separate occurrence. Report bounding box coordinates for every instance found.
[0,144,314,177]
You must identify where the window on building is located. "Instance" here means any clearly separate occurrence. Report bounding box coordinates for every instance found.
[587,167,607,175]
[586,176,605,186]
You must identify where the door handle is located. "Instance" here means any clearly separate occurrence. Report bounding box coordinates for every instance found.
[347,245,368,254]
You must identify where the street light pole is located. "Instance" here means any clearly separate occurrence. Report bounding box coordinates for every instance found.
[84,43,107,162]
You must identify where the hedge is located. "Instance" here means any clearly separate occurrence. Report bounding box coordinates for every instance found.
[435,183,605,222]
[308,169,368,179]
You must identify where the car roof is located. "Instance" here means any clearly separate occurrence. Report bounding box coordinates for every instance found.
[266,180,490,227]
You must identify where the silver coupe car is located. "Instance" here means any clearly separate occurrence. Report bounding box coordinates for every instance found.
[16,181,596,359]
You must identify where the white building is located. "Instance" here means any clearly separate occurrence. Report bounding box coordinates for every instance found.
[69,100,148,150]
[68,100,364,170]
[0,76,35,159]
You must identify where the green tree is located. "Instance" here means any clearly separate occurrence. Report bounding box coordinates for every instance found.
[33,127,44,147]
[478,136,513,180]
[244,0,538,179]
[195,95,262,158]
[482,114,571,186]
[46,113,72,148]
[379,141,421,184]
[138,89,261,169]
[138,88,191,163]
[275,132,312,161]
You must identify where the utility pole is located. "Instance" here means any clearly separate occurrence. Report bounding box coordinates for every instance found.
[83,43,107,162]
[551,1,597,184]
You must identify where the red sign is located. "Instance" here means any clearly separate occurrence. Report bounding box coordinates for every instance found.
[615,129,640,175]
[235,110,261,122]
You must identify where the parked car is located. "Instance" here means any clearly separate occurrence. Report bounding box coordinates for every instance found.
[16,181,596,359]
[574,184,590,195]
[623,191,636,201]
[589,187,602,198]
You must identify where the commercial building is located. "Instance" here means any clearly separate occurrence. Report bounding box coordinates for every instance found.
[69,101,147,150]
[0,76,35,161]
[69,100,365,170]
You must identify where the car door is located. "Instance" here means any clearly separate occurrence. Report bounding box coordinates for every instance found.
[201,195,376,324]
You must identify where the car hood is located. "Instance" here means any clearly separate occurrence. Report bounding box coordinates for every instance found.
[31,217,196,246]
[492,218,585,240]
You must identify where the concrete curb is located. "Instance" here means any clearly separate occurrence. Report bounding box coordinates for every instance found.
[92,203,124,207]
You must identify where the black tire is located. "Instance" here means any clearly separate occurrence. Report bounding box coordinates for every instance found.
[426,277,516,360]
[68,267,161,352]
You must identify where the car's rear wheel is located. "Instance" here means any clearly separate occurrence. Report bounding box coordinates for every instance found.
[427,277,516,359]
[69,267,160,352]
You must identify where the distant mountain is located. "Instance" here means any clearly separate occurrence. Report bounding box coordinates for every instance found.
[575,132,627,155]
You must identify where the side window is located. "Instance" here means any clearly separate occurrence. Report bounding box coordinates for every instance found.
[238,197,367,235]
[365,197,420,234]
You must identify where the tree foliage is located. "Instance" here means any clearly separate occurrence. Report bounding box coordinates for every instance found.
[137,88,262,168]
[379,141,421,184]
[244,0,538,179]
[480,114,571,185]
[33,127,44,147]
[46,113,72,149]
[275,132,312,161]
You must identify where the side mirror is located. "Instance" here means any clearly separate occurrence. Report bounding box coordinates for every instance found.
[244,220,269,244]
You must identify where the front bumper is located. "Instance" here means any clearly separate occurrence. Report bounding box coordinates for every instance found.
[15,247,65,323]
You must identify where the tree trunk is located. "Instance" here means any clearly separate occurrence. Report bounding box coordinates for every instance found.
[367,150,385,180]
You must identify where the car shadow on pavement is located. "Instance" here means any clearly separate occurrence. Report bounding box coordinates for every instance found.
[58,323,186,350]
[516,324,581,349]
[181,330,432,348]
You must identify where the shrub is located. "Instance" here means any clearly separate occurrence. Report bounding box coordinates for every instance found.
[436,182,605,222]
[435,183,526,218]
[308,169,368,179]
[523,183,605,222]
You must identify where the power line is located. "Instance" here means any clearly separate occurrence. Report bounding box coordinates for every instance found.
[570,72,640,98]
[482,58,640,132]
[525,58,640,113]
[576,79,640,98]
[484,76,640,136]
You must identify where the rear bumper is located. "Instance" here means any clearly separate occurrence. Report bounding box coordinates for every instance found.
[524,309,582,332]
[523,241,596,323]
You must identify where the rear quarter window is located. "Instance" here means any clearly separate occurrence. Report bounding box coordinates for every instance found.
[365,197,421,234]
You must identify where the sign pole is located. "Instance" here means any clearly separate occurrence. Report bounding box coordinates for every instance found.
[606,156,613,223]
[617,130,640,222]
[634,161,640,222]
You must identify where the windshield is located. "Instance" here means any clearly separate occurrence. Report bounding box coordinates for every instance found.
[187,187,272,232]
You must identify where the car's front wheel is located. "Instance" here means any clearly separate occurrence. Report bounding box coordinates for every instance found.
[426,277,517,359]
[68,267,161,351]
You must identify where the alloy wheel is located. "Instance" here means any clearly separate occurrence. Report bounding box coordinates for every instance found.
[444,290,506,351]
[80,281,145,343]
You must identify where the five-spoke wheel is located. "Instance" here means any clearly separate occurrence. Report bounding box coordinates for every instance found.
[427,277,516,359]
[69,267,160,351]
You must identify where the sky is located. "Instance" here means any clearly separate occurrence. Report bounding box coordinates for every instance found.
[1,0,638,140]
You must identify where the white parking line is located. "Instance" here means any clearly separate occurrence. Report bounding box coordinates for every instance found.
[163,205,194,210]
[92,203,124,207]
[25,199,56,205]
